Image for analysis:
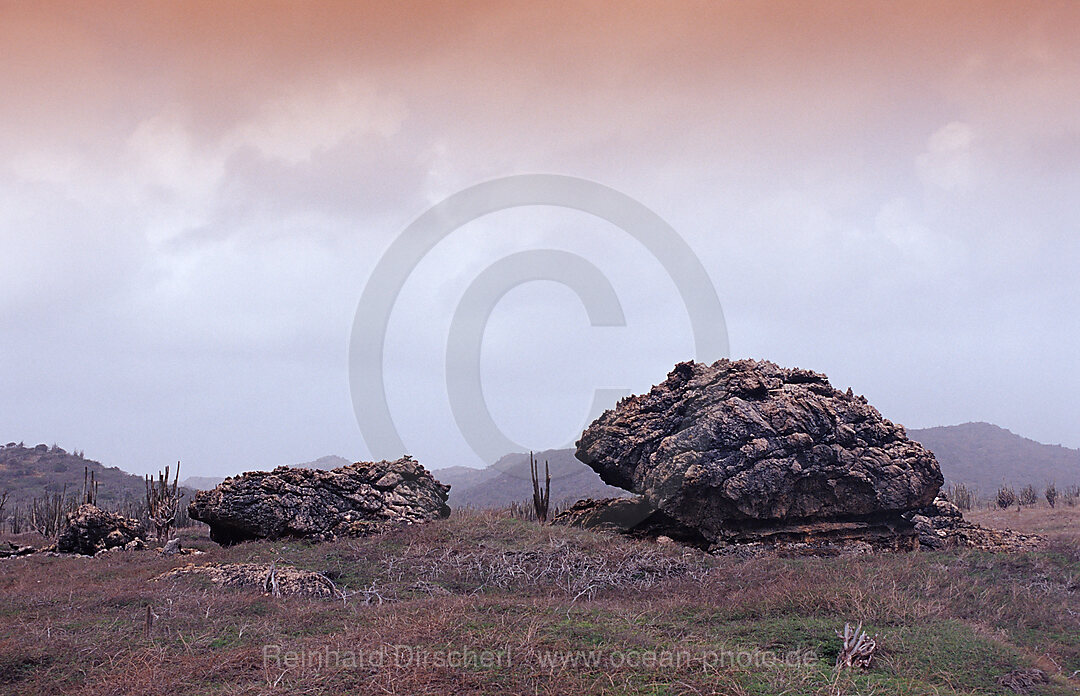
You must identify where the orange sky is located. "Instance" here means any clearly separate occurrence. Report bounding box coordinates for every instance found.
[4,1,1077,162]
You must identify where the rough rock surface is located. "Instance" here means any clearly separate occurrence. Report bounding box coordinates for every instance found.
[575,359,944,547]
[905,497,1043,551]
[554,497,709,548]
[57,504,144,555]
[188,456,450,545]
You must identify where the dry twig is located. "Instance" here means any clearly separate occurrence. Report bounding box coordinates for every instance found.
[835,622,877,670]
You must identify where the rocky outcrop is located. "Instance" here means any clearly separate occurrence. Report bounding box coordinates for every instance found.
[57,504,144,555]
[905,497,1043,551]
[575,359,944,550]
[188,456,450,545]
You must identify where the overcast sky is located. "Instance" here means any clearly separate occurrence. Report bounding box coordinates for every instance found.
[2,1,1078,478]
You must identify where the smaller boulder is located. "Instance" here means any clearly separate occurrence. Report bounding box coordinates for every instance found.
[188,456,451,544]
[57,505,143,556]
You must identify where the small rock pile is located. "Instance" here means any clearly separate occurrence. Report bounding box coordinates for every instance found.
[156,562,339,598]
[906,498,1043,551]
[57,504,144,555]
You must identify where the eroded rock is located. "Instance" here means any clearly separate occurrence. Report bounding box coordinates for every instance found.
[575,359,944,549]
[905,497,1043,551]
[57,504,144,555]
[188,456,450,545]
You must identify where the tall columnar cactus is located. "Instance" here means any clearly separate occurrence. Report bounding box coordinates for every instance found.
[146,461,182,542]
[530,451,551,524]
[945,482,975,511]
[82,466,98,506]
[29,485,75,538]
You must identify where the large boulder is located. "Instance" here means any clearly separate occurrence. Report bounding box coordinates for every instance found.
[188,456,450,545]
[57,504,144,555]
[575,359,944,547]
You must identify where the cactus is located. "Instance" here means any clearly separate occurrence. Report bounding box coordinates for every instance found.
[945,482,975,511]
[145,461,182,542]
[530,451,551,524]
[28,486,77,538]
[997,485,1016,510]
[82,466,98,506]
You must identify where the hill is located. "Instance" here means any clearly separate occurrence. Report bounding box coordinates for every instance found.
[0,442,146,506]
[434,464,498,503]
[180,476,228,491]
[295,455,351,470]
[908,422,1080,492]
[449,448,628,509]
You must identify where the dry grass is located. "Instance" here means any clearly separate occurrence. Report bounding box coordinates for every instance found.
[0,509,1077,695]
[968,504,1080,542]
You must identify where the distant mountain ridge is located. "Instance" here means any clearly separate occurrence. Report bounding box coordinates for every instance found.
[441,448,628,509]
[173,453,624,508]
[8,423,1075,509]
[434,465,499,498]
[181,476,228,491]
[907,422,1080,492]
[442,423,1080,507]
[0,443,146,505]
[296,455,352,471]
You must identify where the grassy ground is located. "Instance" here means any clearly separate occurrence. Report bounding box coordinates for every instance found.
[968,504,1080,540]
[1,508,1078,696]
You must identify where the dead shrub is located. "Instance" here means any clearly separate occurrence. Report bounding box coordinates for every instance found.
[386,536,709,601]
